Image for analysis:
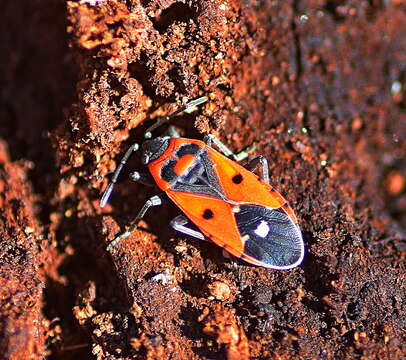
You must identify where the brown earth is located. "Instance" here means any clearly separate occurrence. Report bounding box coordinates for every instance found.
[1,0,405,359]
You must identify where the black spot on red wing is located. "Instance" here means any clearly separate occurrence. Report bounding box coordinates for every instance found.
[232,173,243,184]
[203,209,214,219]
[234,204,304,268]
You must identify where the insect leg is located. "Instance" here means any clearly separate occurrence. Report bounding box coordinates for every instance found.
[129,171,155,186]
[144,96,208,138]
[244,156,270,183]
[170,215,207,241]
[107,194,165,251]
[203,134,255,162]
[100,143,139,207]
[167,125,181,138]
[203,134,233,155]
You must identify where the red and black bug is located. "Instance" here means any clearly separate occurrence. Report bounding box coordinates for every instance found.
[101,97,305,270]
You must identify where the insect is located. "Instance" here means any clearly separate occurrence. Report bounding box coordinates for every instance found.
[101,97,305,270]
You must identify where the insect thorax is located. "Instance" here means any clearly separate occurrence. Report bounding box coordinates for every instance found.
[160,142,225,199]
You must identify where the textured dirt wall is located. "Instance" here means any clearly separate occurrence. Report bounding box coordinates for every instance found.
[0,0,405,359]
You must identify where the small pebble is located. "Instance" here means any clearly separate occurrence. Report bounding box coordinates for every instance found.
[208,281,231,301]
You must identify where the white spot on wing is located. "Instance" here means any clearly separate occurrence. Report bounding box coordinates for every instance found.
[254,220,270,238]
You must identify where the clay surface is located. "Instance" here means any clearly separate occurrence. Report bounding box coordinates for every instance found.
[0,0,405,359]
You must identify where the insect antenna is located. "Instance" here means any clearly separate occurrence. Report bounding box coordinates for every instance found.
[100,96,207,207]
[144,96,208,139]
[100,143,139,207]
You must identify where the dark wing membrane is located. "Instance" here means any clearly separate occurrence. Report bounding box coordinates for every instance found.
[235,204,304,269]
